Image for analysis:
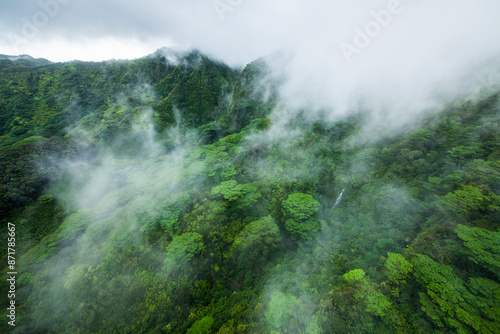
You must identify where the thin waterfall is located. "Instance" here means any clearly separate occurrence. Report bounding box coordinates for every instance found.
[332,188,345,209]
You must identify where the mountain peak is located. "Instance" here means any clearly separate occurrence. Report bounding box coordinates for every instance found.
[0,54,51,67]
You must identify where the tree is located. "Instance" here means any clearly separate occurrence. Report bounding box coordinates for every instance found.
[159,192,192,236]
[411,253,500,333]
[466,277,500,332]
[232,216,281,266]
[442,185,499,216]
[343,269,366,283]
[384,253,413,297]
[455,224,500,277]
[448,145,482,169]
[187,316,214,334]
[164,233,204,274]
[211,180,262,209]
[211,180,244,201]
[342,269,392,317]
[282,193,320,239]
[237,183,262,208]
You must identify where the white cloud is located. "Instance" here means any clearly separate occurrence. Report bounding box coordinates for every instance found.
[1,1,499,66]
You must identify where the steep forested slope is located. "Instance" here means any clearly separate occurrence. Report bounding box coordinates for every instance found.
[0,51,499,334]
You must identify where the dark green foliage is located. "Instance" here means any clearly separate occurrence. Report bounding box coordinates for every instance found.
[155,53,237,129]
[0,136,91,216]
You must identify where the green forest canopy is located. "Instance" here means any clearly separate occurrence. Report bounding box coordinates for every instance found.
[0,51,499,333]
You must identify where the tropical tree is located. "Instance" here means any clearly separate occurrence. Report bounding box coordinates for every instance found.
[281,193,320,239]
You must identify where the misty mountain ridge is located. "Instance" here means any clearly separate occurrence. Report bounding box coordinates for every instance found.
[0,48,499,333]
[0,54,51,67]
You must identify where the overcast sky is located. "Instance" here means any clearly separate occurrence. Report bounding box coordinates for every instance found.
[0,0,498,66]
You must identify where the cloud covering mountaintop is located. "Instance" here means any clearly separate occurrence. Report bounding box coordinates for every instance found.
[1,1,500,128]
[0,0,499,66]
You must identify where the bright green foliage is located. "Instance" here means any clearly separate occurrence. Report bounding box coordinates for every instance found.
[456,225,500,276]
[211,180,262,208]
[282,193,320,238]
[211,180,244,201]
[467,277,500,330]
[341,269,391,318]
[442,185,499,215]
[282,193,320,221]
[384,252,414,297]
[343,269,366,283]
[411,253,500,333]
[187,316,214,334]
[412,254,468,315]
[362,286,392,318]
[385,253,413,285]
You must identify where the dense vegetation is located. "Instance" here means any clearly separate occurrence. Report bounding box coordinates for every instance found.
[0,50,499,333]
